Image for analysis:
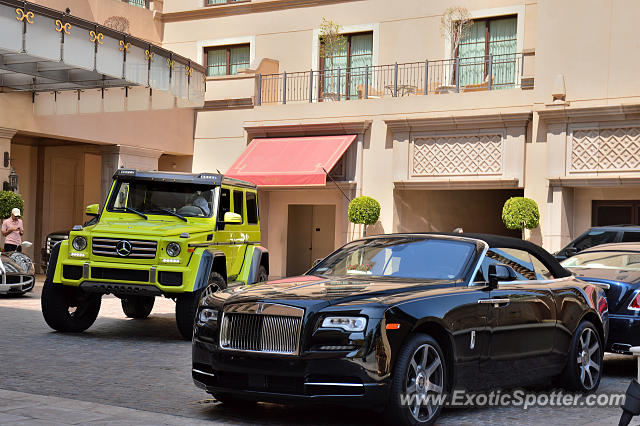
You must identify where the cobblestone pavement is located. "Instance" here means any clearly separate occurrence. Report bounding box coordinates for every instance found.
[0,277,636,425]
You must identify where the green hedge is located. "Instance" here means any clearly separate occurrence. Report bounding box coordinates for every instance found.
[502,197,539,230]
[348,196,381,225]
[0,191,24,219]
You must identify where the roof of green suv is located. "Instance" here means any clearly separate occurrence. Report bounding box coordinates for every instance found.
[112,169,257,189]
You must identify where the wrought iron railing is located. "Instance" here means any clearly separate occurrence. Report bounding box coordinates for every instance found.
[256,53,526,105]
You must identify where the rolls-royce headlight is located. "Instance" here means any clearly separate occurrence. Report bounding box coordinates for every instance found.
[72,236,87,251]
[166,242,181,257]
[321,316,367,332]
[198,308,218,323]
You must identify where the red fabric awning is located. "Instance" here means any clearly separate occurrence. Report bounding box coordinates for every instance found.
[226,135,356,187]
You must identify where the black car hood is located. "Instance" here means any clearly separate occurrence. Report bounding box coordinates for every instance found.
[212,275,459,309]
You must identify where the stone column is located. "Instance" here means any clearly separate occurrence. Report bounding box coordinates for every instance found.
[0,128,17,189]
[100,145,163,203]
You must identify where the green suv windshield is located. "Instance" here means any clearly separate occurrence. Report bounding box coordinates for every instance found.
[107,179,217,218]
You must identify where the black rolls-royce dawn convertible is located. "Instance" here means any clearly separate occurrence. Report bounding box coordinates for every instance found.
[192,233,608,425]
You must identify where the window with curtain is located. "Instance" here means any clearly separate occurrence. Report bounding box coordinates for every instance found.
[207,0,246,5]
[126,0,148,8]
[320,32,372,100]
[457,16,517,89]
[204,44,250,77]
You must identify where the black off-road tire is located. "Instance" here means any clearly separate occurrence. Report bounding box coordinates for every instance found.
[41,279,102,333]
[385,333,448,426]
[560,320,603,392]
[176,271,226,339]
[121,296,155,319]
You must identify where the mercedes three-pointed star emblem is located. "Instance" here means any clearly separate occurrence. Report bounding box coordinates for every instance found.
[115,240,132,257]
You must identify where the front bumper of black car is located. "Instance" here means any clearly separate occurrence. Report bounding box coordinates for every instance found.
[192,337,389,407]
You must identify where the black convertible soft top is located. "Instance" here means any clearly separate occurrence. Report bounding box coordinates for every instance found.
[424,232,572,279]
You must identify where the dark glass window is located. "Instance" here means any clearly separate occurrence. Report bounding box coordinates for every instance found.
[622,232,640,243]
[312,237,475,280]
[218,188,231,219]
[233,190,244,221]
[531,255,554,279]
[246,192,258,224]
[572,230,618,252]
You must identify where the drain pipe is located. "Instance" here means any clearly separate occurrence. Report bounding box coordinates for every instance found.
[619,347,640,426]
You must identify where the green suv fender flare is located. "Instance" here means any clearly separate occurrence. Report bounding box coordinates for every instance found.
[46,242,62,283]
[243,245,269,285]
[191,248,227,292]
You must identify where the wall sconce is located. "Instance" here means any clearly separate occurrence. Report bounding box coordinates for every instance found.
[8,168,18,192]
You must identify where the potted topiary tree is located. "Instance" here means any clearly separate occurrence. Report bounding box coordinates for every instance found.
[319,17,347,101]
[502,197,540,239]
[0,190,24,220]
[348,196,381,238]
[440,6,473,90]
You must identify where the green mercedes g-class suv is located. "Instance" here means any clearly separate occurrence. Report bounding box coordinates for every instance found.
[41,169,268,339]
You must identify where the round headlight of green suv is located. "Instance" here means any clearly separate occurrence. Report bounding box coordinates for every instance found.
[72,236,87,251]
[166,242,181,257]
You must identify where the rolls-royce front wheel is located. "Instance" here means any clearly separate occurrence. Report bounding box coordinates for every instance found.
[386,333,447,426]
[561,320,603,392]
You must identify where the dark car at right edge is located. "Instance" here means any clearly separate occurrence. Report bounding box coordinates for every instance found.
[192,233,608,426]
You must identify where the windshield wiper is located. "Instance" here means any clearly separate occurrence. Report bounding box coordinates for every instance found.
[119,207,148,220]
[151,206,188,222]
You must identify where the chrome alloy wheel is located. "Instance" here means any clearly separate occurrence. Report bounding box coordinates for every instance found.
[405,343,444,422]
[577,327,601,390]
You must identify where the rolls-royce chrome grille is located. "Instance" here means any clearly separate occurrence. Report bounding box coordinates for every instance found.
[220,303,304,355]
[91,238,157,259]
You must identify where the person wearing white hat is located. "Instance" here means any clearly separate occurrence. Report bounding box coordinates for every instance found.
[2,208,23,252]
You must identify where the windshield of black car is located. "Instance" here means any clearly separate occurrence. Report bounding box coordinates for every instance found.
[309,237,476,280]
[107,179,216,218]
[561,251,640,271]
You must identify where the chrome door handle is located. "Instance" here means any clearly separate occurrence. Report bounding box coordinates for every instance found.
[478,298,510,307]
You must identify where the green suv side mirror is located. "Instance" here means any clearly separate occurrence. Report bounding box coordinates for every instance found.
[223,212,242,224]
[85,204,99,217]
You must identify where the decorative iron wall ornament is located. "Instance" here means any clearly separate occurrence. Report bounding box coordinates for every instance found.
[186,66,194,77]
[16,8,34,23]
[103,16,129,33]
[145,50,155,62]
[166,59,175,69]
[55,20,71,34]
[89,31,104,44]
[119,40,131,52]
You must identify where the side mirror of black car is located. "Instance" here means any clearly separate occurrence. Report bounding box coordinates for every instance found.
[564,247,578,257]
[488,264,518,289]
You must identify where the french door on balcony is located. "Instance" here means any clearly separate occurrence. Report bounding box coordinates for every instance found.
[320,32,372,100]
[457,16,517,89]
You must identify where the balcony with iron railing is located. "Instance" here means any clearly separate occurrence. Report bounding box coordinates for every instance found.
[255,53,531,106]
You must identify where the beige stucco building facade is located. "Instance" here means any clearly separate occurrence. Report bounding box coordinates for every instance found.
[2,0,639,278]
